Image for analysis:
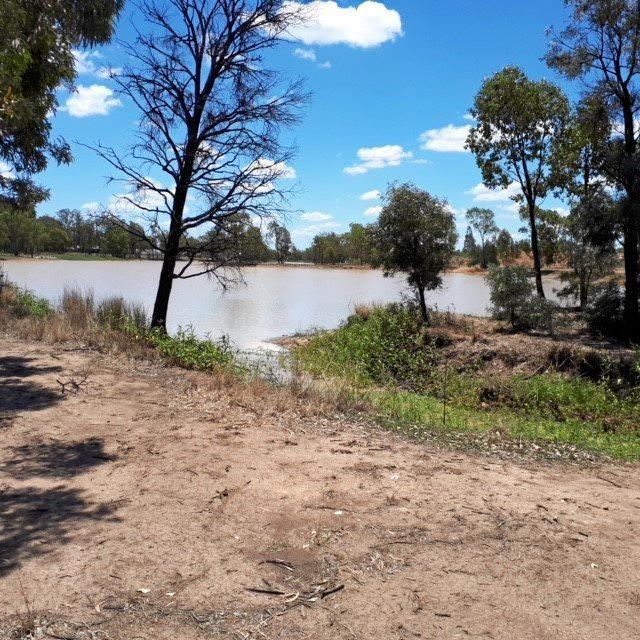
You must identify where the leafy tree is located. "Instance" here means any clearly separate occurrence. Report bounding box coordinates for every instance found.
[57,209,98,253]
[486,265,534,328]
[546,0,640,327]
[308,232,345,264]
[0,0,124,208]
[267,221,293,264]
[376,183,457,324]
[462,225,478,257]
[467,66,570,297]
[495,229,519,264]
[536,209,563,266]
[558,204,617,310]
[93,0,307,329]
[465,207,498,268]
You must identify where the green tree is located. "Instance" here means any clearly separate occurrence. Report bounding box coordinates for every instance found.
[462,225,478,258]
[495,229,519,264]
[465,207,498,268]
[558,203,617,310]
[467,66,570,297]
[0,1,124,207]
[546,0,640,327]
[376,183,457,324]
[267,221,293,264]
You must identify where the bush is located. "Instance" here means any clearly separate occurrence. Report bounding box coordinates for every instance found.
[486,265,560,333]
[486,265,533,327]
[585,282,626,338]
[6,288,54,319]
[297,304,438,389]
[145,326,235,371]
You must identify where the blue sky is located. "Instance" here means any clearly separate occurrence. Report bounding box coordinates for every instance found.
[40,0,576,247]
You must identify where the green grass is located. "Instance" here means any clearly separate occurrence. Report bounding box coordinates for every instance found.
[295,305,640,461]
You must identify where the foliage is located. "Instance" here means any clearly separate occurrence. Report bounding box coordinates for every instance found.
[495,229,520,264]
[546,0,640,325]
[465,207,498,268]
[486,264,562,332]
[486,265,534,327]
[557,205,617,310]
[267,221,293,264]
[144,327,236,372]
[296,304,438,389]
[467,66,570,297]
[295,305,640,460]
[0,0,124,208]
[0,285,54,318]
[585,283,627,338]
[376,183,457,323]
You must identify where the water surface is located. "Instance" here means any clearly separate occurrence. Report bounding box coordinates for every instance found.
[1,260,563,349]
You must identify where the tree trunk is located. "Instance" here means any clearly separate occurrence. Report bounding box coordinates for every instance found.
[621,99,639,330]
[580,282,588,312]
[622,210,639,328]
[528,202,545,298]
[151,227,181,330]
[417,285,429,325]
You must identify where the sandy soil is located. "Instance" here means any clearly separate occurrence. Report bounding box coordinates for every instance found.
[1,338,639,640]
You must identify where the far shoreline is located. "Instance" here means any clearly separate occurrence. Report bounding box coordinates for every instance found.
[0,254,576,278]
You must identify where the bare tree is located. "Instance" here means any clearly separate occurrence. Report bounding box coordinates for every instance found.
[92,0,308,329]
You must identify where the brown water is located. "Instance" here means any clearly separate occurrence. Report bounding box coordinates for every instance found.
[1,260,564,349]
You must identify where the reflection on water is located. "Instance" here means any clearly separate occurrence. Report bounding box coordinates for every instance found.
[1,260,564,349]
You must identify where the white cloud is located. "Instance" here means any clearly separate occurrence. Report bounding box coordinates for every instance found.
[300,211,334,222]
[419,124,471,153]
[0,161,14,179]
[319,61,332,69]
[286,1,402,48]
[73,50,102,75]
[344,145,412,175]
[64,84,122,117]
[294,48,317,61]
[73,49,119,80]
[293,221,342,237]
[251,158,297,180]
[363,206,382,218]
[468,182,521,203]
[359,189,381,201]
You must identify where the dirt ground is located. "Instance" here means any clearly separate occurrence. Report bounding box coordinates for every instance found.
[1,338,639,640]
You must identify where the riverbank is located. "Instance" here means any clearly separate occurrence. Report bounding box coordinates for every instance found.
[291,305,640,461]
[1,337,639,640]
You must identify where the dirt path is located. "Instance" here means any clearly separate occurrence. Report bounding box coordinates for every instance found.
[1,338,639,639]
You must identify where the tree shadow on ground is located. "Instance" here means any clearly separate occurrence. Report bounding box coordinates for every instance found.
[0,356,64,428]
[0,485,122,577]
[0,438,116,480]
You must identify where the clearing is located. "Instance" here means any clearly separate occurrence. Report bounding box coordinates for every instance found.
[0,338,639,639]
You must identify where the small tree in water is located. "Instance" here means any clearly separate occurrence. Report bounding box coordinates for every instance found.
[376,184,457,324]
[91,0,307,329]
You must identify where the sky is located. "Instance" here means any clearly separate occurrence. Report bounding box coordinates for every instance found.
[38,0,578,247]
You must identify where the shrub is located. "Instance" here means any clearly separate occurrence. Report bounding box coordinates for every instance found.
[486,265,560,333]
[12,289,54,319]
[297,304,438,389]
[585,282,626,338]
[146,326,235,371]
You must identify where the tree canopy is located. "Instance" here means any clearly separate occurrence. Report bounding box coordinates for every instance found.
[467,66,570,297]
[0,0,124,208]
[376,183,457,323]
